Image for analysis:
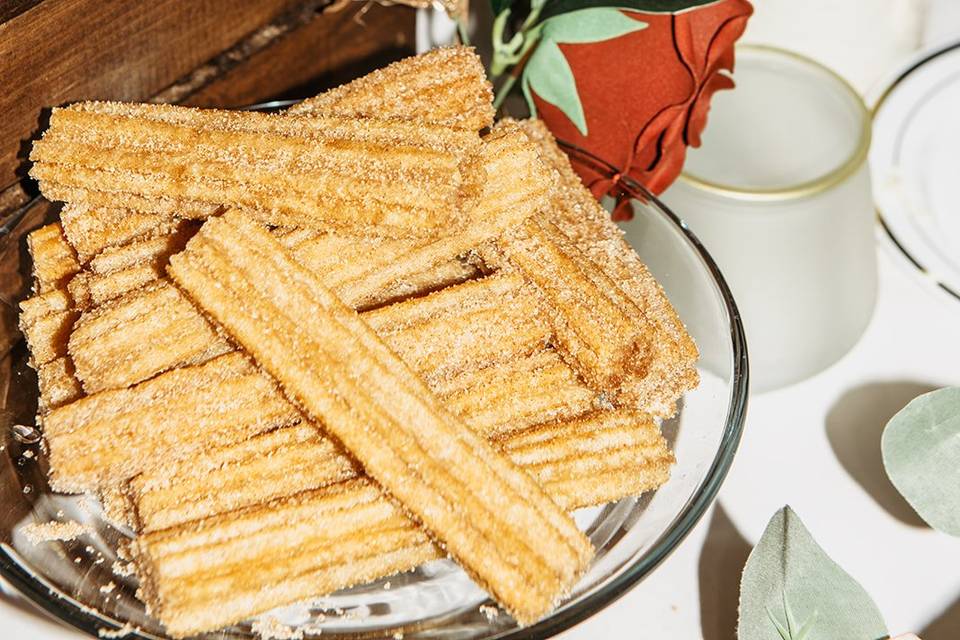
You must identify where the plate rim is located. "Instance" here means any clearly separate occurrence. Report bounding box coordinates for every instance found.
[869,39,960,303]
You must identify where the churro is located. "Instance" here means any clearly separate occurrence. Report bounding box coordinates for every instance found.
[46,46,493,263]
[48,279,563,492]
[499,216,652,391]
[126,350,597,533]
[69,280,232,393]
[36,356,83,413]
[59,203,179,264]
[511,119,699,416]
[69,254,546,392]
[30,102,482,235]
[26,223,79,293]
[68,264,164,310]
[168,211,593,624]
[19,224,83,411]
[132,410,666,637]
[289,46,494,131]
[68,221,197,309]
[19,289,75,367]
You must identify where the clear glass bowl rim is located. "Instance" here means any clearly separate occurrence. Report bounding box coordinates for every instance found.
[0,108,749,640]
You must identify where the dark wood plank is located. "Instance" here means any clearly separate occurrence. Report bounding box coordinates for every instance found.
[0,0,308,190]
[0,0,42,23]
[181,3,417,108]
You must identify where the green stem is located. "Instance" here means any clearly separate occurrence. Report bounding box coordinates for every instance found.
[493,73,518,110]
[456,17,470,46]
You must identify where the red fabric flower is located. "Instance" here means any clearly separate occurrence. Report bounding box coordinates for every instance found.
[532,0,753,220]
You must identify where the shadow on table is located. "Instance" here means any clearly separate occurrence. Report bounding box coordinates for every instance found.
[697,504,752,640]
[923,595,960,640]
[825,380,939,528]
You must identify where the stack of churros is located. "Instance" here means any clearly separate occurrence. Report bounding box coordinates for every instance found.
[20,46,698,638]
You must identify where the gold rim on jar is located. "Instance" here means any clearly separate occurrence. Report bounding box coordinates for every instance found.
[678,44,872,202]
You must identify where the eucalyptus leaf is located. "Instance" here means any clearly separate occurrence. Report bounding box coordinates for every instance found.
[522,39,588,134]
[882,387,960,536]
[541,7,648,42]
[739,507,888,640]
[539,0,720,22]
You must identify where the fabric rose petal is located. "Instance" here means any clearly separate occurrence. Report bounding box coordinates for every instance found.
[532,0,753,219]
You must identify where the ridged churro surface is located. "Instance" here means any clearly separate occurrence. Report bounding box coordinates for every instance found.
[502,217,652,391]
[126,348,598,534]
[31,102,482,234]
[48,294,570,493]
[59,204,178,264]
[26,223,80,293]
[20,224,83,412]
[168,211,593,624]
[133,410,667,637]
[289,46,494,131]
[510,119,699,416]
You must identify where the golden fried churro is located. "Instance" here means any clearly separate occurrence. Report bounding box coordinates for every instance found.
[440,349,595,436]
[26,223,80,293]
[289,124,554,310]
[69,245,545,391]
[365,273,549,385]
[68,264,164,310]
[68,221,198,309]
[68,281,232,393]
[30,102,482,235]
[511,119,699,416]
[49,282,563,492]
[168,211,593,624]
[36,356,83,413]
[47,47,495,262]
[87,221,197,275]
[278,229,476,302]
[497,409,672,508]
[126,348,595,533]
[132,410,666,637]
[59,203,179,264]
[288,46,494,131]
[19,225,83,411]
[45,353,295,493]
[129,403,657,535]
[19,289,75,367]
[500,216,652,391]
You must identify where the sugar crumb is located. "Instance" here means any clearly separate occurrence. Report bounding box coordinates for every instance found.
[22,520,92,544]
[479,605,500,621]
[98,622,136,638]
[252,615,304,640]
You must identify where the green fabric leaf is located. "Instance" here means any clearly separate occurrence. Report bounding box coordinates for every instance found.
[522,39,588,134]
[491,0,514,17]
[882,387,960,536]
[739,507,888,640]
[540,0,720,21]
[541,7,648,43]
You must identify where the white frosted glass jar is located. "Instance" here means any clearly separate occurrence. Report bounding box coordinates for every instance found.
[661,45,876,392]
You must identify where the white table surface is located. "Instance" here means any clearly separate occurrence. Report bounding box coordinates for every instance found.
[5,2,960,638]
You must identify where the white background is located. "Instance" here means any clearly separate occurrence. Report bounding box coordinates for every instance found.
[3,0,960,638]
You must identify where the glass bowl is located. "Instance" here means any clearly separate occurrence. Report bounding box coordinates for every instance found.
[0,142,747,639]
